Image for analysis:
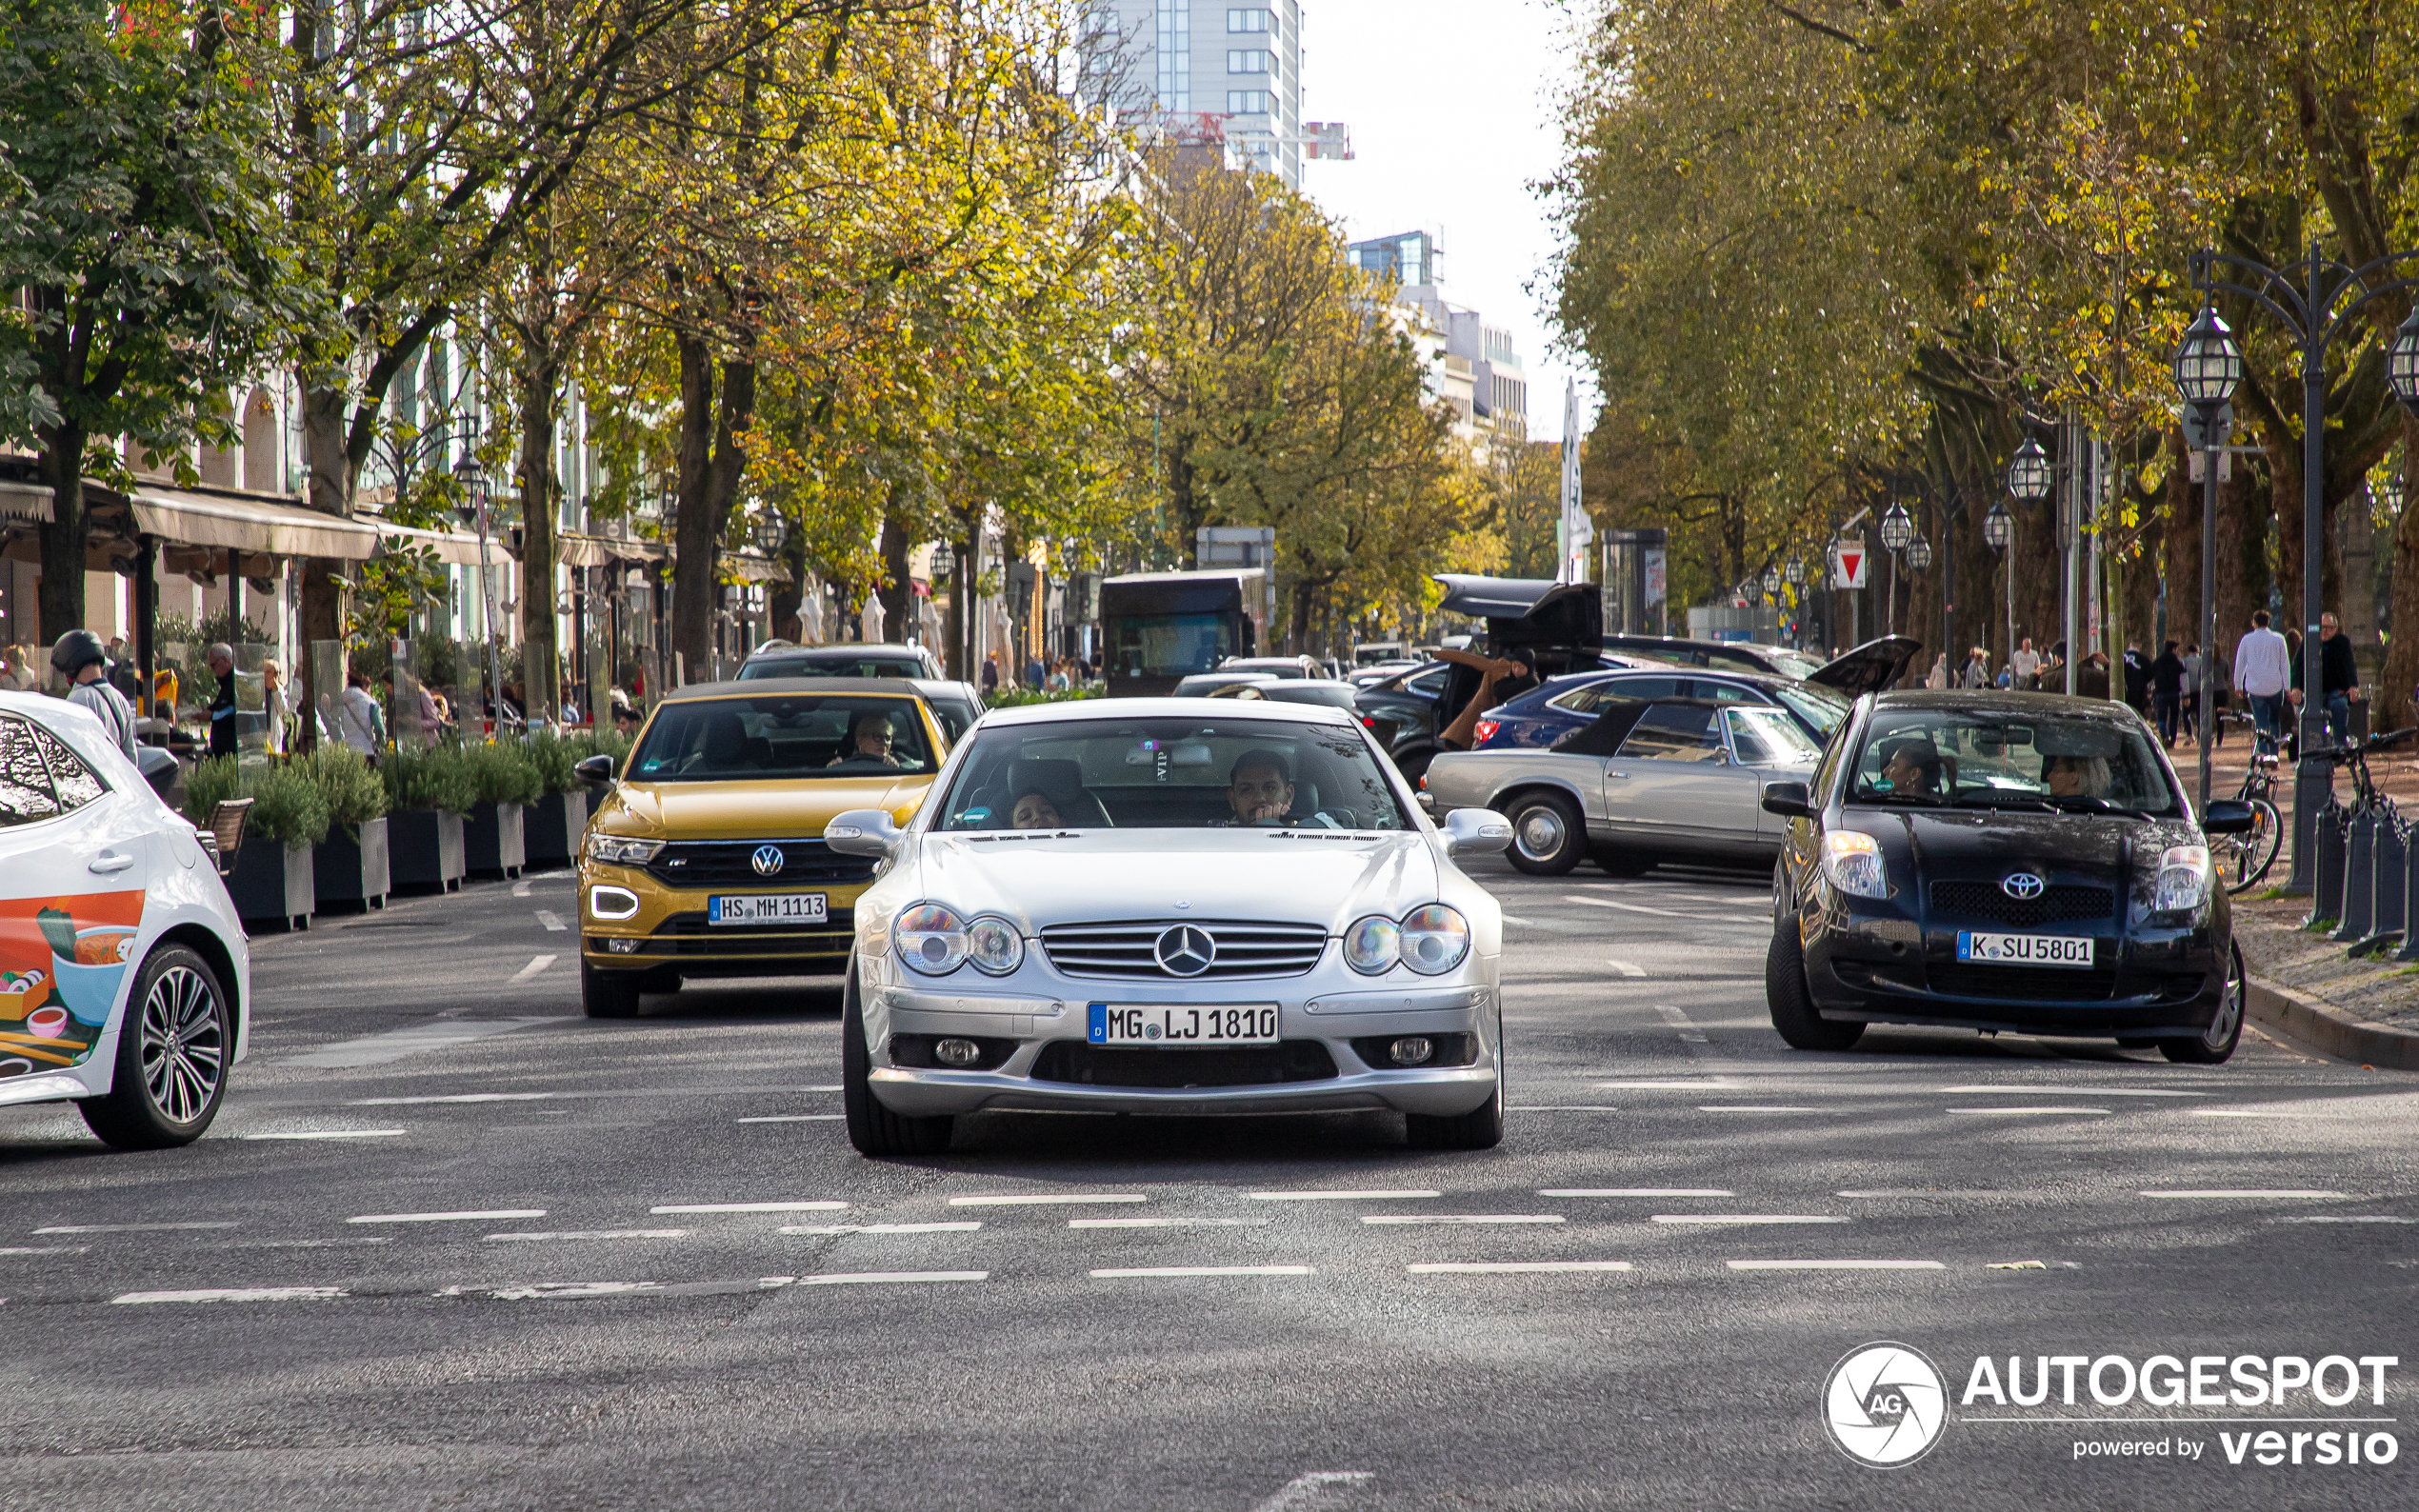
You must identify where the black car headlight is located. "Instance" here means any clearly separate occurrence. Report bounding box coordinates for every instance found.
[2154,845,2212,913]
[1820,831,1889,899]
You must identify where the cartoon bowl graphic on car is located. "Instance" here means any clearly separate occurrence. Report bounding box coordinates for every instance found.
[51,927,135,1027]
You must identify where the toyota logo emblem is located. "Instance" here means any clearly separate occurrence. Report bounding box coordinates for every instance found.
[750,845,786,877]
[1153,924,1216,977]
[2001,872,2045,900]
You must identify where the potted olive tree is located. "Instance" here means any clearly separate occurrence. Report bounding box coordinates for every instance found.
[384,746,474,894]
[299,746,391,912]
[190,758,327,931]
[462,741,541,880]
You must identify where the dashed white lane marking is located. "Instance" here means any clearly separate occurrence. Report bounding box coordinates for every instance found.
[1697,1105,1830,1114]
[113,1287,348,1303]
[512,879,532,898]
[536,910,567,932]
[349,1209,547,1224]
[651,1202,848,1215]
[950,1194,1147,1207]
[287,1017,554,1069]
[1727,1260,1944,1271]
[508,955,557,985]
[238,1129,408,1141]
[1249,1189,1439,1202]
[1361,1215,1563,1226]
[36,1223,236,1234]
[1937,1084,2208,1097]
[1598,1080,1741,1089]
[1513,1105,1624,1112]
[1070,1218,1269,1229]
[1562,894,1765,923]
[800,1270,988,1284]
[1652,1005,1708,1043]
[1249,1470,1374,1512]
[0,1245,89,1256]
[1090,1265,1313,1278]
[2139,1189,2346,1199]
[737,1115,843,1123]
[487,1230,690,1242]
[1408,1261,1633,1274]
[1949,1107,2110,1116]
[2274,1216,2415,1224]
[489,1282,669,1300]
[1605,958,1647,979]
[786,1223,983,1235]
[2192,1109,2349,1119]
[1543,1188,1732,1198]
[1652,1215,1848,1225]
[349,1085,843,1105]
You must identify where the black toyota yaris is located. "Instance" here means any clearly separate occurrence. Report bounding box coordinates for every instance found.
[1759,690,2258,1064]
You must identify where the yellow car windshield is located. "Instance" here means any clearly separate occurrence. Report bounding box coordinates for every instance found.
[630,695,932,782]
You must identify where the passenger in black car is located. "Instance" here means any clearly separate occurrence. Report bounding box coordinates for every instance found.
[1878,736,1943,797]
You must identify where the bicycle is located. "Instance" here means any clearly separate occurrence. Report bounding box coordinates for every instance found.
[2215,711,2284,894]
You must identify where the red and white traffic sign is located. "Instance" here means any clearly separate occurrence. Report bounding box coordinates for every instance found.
[1831,546,1868,589]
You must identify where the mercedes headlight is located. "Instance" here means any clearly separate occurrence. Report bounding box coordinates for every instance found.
[1344,915,1400,974]
[965,914,1026,976]
[1398,905,1470,975]
[2155,845,2212,913]
[1820,830,1888,900]
[894,903,970,975]
[586,834,664,865]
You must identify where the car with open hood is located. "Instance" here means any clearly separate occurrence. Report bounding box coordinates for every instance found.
[573,678,950,1018]
[1759,690,2256,1063]
[821,698,1513,1156]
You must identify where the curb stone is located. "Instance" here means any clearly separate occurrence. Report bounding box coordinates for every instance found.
[2245,971,2419,1070]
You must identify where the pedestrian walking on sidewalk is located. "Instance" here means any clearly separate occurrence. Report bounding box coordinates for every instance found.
[2149,641,2185,746]
[2232,610,2289,756]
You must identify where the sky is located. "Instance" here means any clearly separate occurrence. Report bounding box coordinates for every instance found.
[1295,0,1596,443]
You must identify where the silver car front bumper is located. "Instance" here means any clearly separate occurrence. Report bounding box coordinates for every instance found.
[862,971,1502,1119]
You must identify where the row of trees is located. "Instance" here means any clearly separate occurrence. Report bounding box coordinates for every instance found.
[2,0,1507,709]
[1551,0,2419,709]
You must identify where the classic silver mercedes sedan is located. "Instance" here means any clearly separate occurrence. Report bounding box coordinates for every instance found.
[825,699,1512,1155]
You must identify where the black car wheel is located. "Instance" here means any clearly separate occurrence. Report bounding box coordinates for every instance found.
[1504,791,1587,876]
[1766,915,1865,1052]
[842,961,954,1157]
[580,957,642,1019]
[2161,942,2245,1064]
[81,945,231,1150]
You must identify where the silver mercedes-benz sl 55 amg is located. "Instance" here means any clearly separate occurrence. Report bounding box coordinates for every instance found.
[825,698,1512,1155]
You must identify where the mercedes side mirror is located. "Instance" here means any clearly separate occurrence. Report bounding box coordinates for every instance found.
[826,807,903,857]
[574,753,617,786]
[1441,807,1512,858]
[2201,799,2256,835]
[1761,780,1814,819]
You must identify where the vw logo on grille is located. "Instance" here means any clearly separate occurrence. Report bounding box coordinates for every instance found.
[1153,925,1216,977]
[750,845,786,877]
[2001,872,2045,901]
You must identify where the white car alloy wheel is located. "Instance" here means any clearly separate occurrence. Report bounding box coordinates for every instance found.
[141,962,227,1124]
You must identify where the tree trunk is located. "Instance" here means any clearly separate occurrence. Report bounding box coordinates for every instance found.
[769,525,804,644]
[33,417,88,647]
[292,369,353,751]
[2380,412,2419,729]
[670,332,755,680]
[877,511,912,645]
[948,535,973,682]
[517,355,560,727]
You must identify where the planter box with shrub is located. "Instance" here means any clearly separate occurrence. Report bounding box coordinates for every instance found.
[225,839,314,931]
[465,800,527,879]
[389,807,467,893]
[315,815,390,911]
[525,788,588,869]
[186,753,330,932]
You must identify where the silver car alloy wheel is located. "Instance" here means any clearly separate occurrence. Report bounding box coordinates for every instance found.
[140,964,225,1125]
[2205,948,2244,1050]
[1515,806,1566,861]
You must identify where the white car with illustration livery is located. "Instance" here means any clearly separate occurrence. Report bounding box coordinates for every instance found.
[827,698,1513,1155]
[0,690,250,1147]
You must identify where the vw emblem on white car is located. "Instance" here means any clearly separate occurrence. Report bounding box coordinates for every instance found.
[750,845,786,877]
[1154,924,1215,977]
[2001,872,2045,900]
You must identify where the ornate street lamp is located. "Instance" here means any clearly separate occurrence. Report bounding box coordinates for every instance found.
[1762,565,1782,596]
[451,442,506,742]
[2391,308,2419,417]
[1904,533,1933,571]
[1877,502,1913,639]
[2006,437,2052,504]
[1784,555,1806,587]
[1985,502,2013,680]
[2171,306,2243,408]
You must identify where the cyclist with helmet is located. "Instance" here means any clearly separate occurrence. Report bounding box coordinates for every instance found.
[50,629,138,762]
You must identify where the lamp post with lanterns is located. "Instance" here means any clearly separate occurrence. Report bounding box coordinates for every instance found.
[2171,305,2242,811]
[1878,501,1913,640]
[2189,246,2419,890]
[452,440,506,742]
[2004,436,2056,686]
[1984,500,2013,684]
[1784,555,1806,648]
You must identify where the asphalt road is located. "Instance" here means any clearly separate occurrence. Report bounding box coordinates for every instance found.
[1,856,2413,1511]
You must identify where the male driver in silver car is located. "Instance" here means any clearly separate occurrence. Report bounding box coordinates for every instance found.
[1226,749,1300,826]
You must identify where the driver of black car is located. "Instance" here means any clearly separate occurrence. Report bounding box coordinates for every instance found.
[827,710,901,768]
[2043,751,2112,799]
[1877,736,1943,798]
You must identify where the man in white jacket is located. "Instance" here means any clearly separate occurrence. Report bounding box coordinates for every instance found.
[2232,609,2290,756]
